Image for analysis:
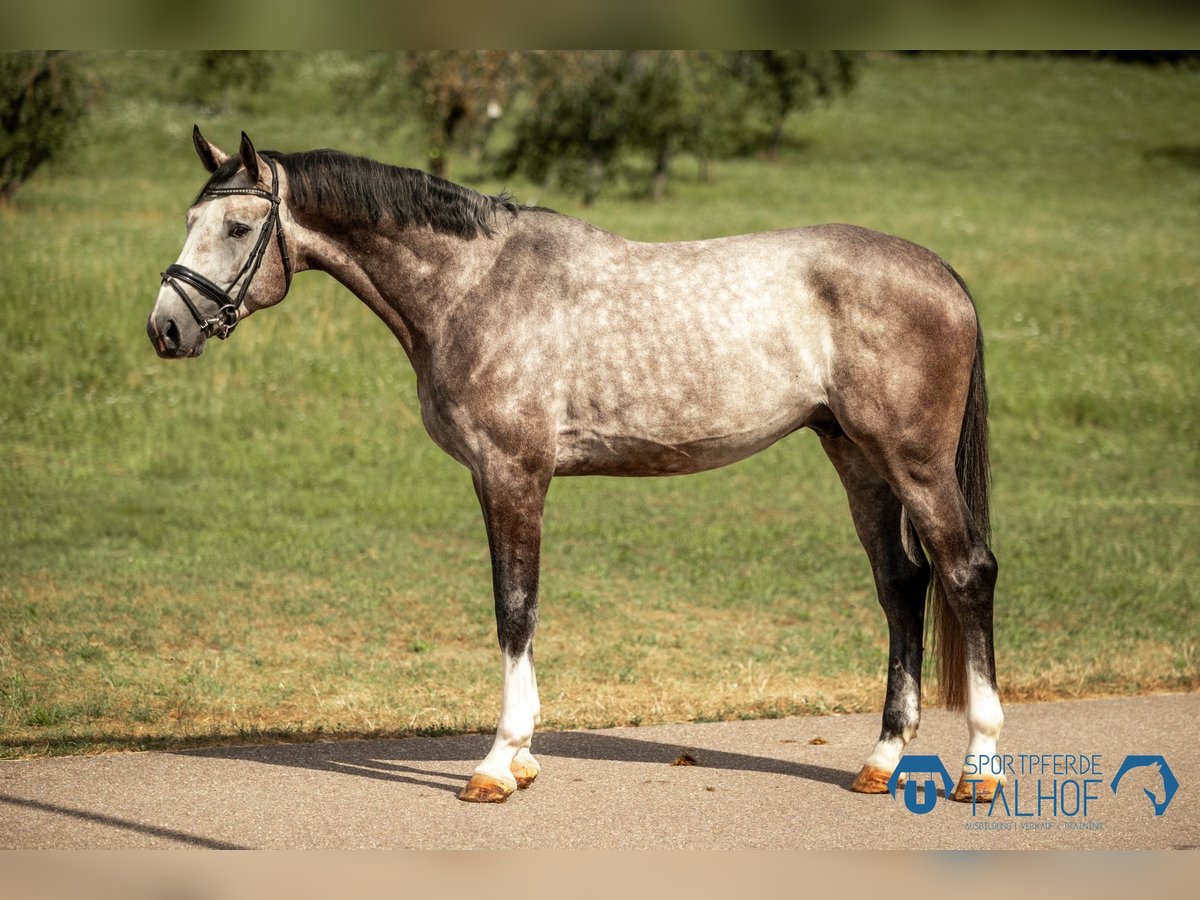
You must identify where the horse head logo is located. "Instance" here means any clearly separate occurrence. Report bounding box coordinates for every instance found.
[1110,755,1179,816]
[888,755,955,814]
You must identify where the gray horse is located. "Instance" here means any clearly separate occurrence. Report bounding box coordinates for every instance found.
[148,129,1004,803]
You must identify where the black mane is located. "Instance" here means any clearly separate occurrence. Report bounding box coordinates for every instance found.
[196,148,520,239]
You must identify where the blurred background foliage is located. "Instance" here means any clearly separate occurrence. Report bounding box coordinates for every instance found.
[4,50,862,204]
[1,51,88,202]
[343,50,859,202]
[6,50,1198,205]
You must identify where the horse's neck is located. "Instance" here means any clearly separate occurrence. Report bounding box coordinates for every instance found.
[301,221,504,359]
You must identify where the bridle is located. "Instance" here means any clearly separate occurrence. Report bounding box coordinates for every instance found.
[160,156,292,340]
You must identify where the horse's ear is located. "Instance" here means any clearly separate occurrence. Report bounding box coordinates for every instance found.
[193,125,229,173]
[239,131,262,184]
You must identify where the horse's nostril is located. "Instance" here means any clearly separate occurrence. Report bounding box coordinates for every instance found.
[164,319,181,350]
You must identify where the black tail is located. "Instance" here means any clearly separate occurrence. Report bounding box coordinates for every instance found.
[929,265,991,710]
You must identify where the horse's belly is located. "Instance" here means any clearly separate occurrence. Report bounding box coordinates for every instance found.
[553,389,816,476]
[554,426,801,476]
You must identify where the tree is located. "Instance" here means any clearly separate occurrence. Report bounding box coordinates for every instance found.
[0,51,86,203]
[675,52,760,182]
[727,51,858,159]
[496,52,858,203]
[623,51,761,197]
[360,51,521,179]
[624,51,697,201]
[177,51,275,111]
[497,51,635,205]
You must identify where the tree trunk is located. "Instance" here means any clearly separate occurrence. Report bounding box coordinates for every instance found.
[428,148,447,178]
[651,143,671,201]
[585,150,604,206]
[768,115,785,160]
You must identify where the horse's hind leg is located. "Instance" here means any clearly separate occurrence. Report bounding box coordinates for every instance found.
[821,436,931,793]
[886,465,1004,802]
[826,270,1001,801]
[458,463,549,803]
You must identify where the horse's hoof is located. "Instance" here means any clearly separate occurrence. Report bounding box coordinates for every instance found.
[511,759,540,789]
[458,773,516,803]
[951,774,1001,803]
[850,765,893,793]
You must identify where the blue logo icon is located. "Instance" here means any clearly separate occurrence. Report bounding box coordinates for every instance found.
[888,755,955,814]
[1110,755,1178,816]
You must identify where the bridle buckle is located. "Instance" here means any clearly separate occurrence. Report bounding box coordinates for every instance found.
[213,304,240,339]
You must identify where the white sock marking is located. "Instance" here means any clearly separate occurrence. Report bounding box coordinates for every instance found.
[962,668,1005,780]
[473,651,539,785]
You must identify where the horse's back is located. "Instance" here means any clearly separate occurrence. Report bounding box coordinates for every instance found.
[460,215,976,477]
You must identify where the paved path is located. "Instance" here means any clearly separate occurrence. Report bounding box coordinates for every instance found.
[2,694,1196,849]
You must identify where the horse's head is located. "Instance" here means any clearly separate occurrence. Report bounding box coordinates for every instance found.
[147,126,292,358]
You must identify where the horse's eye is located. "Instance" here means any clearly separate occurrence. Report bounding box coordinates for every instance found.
[229,223,251,238]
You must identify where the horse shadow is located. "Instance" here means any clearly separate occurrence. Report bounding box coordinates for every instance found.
[178,729,855,797]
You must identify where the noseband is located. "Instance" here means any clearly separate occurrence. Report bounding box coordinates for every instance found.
[160,156,292,340]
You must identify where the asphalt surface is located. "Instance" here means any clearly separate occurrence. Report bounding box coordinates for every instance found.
[2,693,1196,849]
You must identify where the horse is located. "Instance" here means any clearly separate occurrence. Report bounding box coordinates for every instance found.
[147,127,1004,804]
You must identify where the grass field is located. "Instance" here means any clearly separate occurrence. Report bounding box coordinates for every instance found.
[1,53,1197,757]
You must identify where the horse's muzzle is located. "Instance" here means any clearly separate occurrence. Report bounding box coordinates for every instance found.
[147,312,202,359]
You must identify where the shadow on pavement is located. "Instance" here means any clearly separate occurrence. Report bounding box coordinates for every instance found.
[0,793,247,849]
[177,729,853,795]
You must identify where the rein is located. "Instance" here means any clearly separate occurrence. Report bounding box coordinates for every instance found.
[160,157,292,340]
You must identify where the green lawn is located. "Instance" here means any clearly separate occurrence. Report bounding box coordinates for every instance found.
[1,53,1196,757]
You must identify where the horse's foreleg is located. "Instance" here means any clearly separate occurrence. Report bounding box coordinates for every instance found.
[821,437,930,793]
[458,466,548,803]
